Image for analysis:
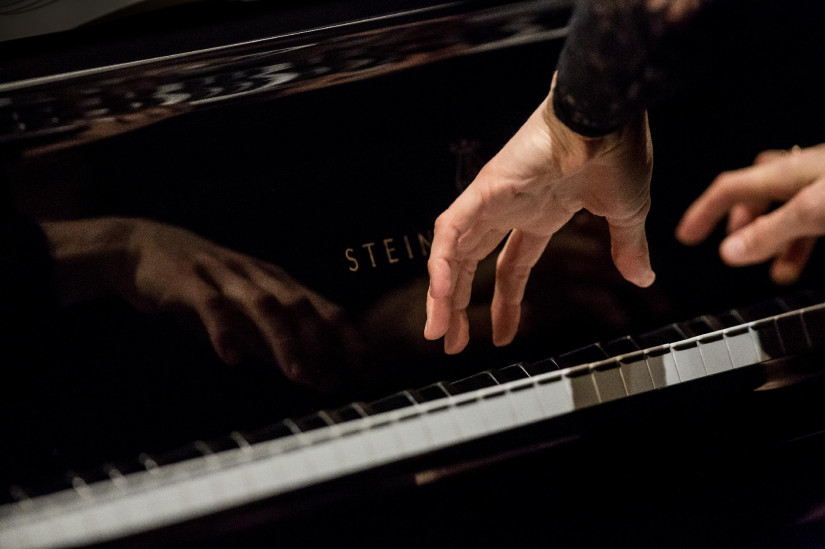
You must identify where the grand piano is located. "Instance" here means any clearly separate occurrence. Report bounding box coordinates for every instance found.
[3,1,825,547]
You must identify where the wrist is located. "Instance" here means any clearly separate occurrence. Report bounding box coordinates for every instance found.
[41,217,137,304]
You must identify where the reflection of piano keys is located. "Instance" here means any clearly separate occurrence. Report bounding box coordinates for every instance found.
[3,294,824,548]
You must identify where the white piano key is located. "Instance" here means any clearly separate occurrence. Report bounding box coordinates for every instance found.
[591,362,627,402]
[671,342,707,381]
[476,390,518,433]
[565,370,600,408]
[210,466,253,507]
[89,492,134,543]
[505,381,548,424]
[420,405,465,448]
[39,507,96,549]
[138,481,190,530]
[360,423,406,462]
[180,470,220,513]
[449,398,490,439]
[330,431,376,468]
[0,525,26,548]
[532,375,576,416]
[724,327,760,368]
[698,334,733,374]
[619,354,655,395]
[303,440,343,478]
[390,414,432,454]
[646,347,681,388]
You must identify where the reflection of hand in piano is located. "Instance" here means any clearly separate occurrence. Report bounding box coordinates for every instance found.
[678,143,825,286]
[41,217,364,391]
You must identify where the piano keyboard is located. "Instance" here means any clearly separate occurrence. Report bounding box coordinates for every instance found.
[3,294,825,549]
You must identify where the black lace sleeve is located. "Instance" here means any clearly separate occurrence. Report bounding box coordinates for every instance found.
[553,0,710,137]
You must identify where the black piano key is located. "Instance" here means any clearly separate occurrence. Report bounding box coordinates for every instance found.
[104,459,145,478]
[555,343,609,368]
[735,297,789,322]
[779,289,823,310]
[492,363,530,383]
[679,315,724,338]
[601,336,640,357]
[241,421,296,445]
[206,434,242,454]
[368,391,417,414]
[411,383,451,403]
[523,357,561,376]
[6,485,27,505]
[802,305,825,350]
[329,403,369,423]
[775,312,811,354]
[21,475,74,499]
[71,465,114,486]
[448,371,499,394]
[150,443,209,467]
[750,319,785,360]
[636,323,687,348]
[294,413,333,432]
[714,309,745,328]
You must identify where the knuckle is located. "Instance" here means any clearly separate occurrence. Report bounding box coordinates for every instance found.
[792,189,825,226]
[248,289,276,311]
[324,304,347,326]
[433,214,451,234]
[286,294,313,313]
[201,294,228,315]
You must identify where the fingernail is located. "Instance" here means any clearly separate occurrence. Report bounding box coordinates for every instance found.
[721,236,745,261]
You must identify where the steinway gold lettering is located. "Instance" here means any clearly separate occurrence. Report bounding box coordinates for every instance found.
[345,230,434,272]
[383,238,399,264]
[418,233,432,257]
[362,242,377,268]
[345,248,359,272]
[402,235,414,259]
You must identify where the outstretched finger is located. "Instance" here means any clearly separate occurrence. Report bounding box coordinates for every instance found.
[754,149,788,165]
[443,258,478,354]
[491,230,552,347]
[727,201,769,235]
[425,190,486,340]
[770,237,816,286]
[720,182,825,266]
[677,155,820,245]
[607,213,655,287]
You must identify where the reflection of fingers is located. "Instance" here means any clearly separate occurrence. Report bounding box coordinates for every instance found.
[176,278,242,366]
[607,215,655,287]
[727,201,768,234]
[771,237,816,285]
[677,156,819,245]
[492,230,551,346]
[200,258,305,377]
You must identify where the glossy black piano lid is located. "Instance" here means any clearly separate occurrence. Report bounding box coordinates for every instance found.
[5,1,825,546]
